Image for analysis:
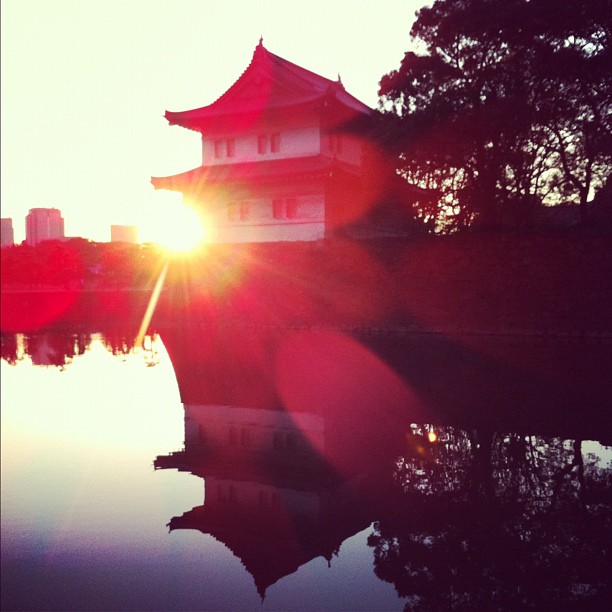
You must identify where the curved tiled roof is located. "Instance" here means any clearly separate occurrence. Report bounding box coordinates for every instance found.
[165,41,372,131]
[151,155,361,192]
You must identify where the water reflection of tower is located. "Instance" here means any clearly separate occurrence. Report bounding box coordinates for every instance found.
[156,403,371,599]
[155,326,408,599]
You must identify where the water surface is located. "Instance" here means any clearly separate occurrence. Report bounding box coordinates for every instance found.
[2,329,611,610]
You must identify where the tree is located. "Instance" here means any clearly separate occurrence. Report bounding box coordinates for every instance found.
[378,0,612,231]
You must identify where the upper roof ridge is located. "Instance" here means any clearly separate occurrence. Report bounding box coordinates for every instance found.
[164,42,372,130]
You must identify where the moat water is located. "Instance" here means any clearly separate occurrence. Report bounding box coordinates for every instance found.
[2,328,611,611]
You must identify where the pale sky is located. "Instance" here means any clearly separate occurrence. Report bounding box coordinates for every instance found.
[1,0,425,244]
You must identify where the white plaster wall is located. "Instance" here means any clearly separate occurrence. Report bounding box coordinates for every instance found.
[202,126,321,165]
[206,477,323,515]
[184,404,325,454]
[214,223,325,243]
[204,195,326,244]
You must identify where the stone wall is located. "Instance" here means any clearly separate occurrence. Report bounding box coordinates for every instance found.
[194,231,611,335]
[2,231,610,336]
[371,231,612,334]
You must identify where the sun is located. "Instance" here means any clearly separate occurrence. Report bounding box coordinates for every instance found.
[142,199,208,254]
[157,205,207,253]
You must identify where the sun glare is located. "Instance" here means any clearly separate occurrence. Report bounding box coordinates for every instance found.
[143,202,207,254]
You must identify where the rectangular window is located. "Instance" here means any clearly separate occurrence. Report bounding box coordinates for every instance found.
[272,198,284,220]
[258,134,268,154]
[239,202,250,221]
[229,202,250,222]
[271,198,299,220]
[214,140,224,159]
[270,133,280,153]
[286,198,297,219]
[329,134,343,154]
[226,139,235,157]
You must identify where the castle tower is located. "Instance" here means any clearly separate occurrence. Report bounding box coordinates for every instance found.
[151,42,377,243]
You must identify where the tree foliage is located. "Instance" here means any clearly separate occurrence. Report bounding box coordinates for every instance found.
[0,239,165,289]
[378,0,612,231]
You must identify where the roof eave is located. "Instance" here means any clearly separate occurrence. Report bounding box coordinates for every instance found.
[150,156,361,193]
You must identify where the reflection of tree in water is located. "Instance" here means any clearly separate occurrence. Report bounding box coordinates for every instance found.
[25,332,92,369]
[1,329,161,368]
[369,426,612,610]
[100,329,160,366]
[2,332,90,367]
[101,329,137,358]
[1,333,23,365]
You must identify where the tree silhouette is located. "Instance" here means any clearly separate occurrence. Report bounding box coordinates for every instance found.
[378,0,612,231]
[25,331,92,368]
[0,333,22,365]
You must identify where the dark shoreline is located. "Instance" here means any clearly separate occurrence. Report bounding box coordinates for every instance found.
[2,232,611,335]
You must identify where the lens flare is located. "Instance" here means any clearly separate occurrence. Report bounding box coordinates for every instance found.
[160,206,207,253]
[135,261,168,348]
[142,201,207,254]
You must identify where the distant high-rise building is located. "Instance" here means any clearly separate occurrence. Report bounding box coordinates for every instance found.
[110,225,138,244]
[1,218,15,247]
[25,208,65,246]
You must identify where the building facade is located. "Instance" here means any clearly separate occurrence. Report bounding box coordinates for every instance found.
[1,218,14,247]
[25,208,65,246]
[152,41,402,244]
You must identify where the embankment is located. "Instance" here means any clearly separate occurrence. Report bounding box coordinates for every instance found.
[2,231,610,336]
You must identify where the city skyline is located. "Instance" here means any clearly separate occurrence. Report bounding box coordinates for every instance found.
[1,210,142,246]
[1,0,423,244]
